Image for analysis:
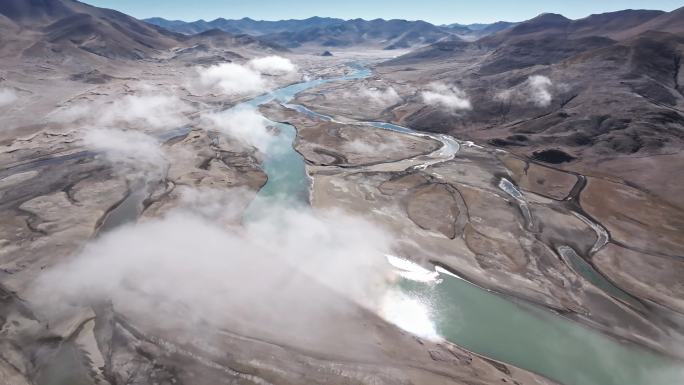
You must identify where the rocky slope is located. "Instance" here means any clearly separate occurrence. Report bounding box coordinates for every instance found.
[0,0,183,60]
[0,0,285,64]
[372,7,684,208]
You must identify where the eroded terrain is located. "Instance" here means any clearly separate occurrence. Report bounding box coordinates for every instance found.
[2,2,684,383]
[263,97,684,358]
[0,51,559,385]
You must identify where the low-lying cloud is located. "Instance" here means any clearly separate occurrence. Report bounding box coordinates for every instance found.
[356,86,402,107]
[201,106,274,152]
[344,137,401,154]
[527,75,553,107]
[248,55,297,75]
[29,189,397,345]
[52,92,192,130]
[421,82,472,112]
[197,62,268,95]
[496,75,562,108]
[0,87,18,107]
[48,88,190,183]
[196,55,297,95]
[83,128,167,181]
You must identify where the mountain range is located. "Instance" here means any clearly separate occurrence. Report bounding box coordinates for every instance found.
[144,16,518,49]
[145,16,345,36]
[3,1,682,173]
[376,7,684,209]
[0,0,287,63]
[0,0,182,60]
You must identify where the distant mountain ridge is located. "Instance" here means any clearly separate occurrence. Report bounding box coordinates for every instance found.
[144,16,519,49]
[442,21,519,39]
[265,18,453,49]
[480,9,668,45]
[145,16,515,37]
[146,16,452,49]
[145,16,345,36]
[0,0,285,62]
[0,0,181,60]
[378,6,684,190]
[387,8,676,66]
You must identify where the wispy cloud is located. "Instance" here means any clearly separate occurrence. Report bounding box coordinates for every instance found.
[51,92,192,130]
[0,87,18,107]
[495,75,562,108]
[527,75,553,107]
[343,137,401,154]
[357,86,402,107]
[48,88,190,183]
[196,55,297,95]
[201,106,274,152]
[29,190,397,340]
[83,128,167,181]
[197,62,268,95]
[421,82,472,112]
[248,55,297,75]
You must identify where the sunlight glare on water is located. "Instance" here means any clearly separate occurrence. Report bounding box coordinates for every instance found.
[385,254,440,283]
[380,255,442,341]
[380,289,441,341]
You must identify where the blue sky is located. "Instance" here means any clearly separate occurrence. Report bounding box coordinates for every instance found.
[83,0,683,24]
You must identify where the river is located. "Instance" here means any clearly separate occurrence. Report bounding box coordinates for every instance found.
[238,62,684,385]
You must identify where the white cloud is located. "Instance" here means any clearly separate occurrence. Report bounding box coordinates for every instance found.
[51,93,191,130]
[356,86,402,107]
[50,103,90,123]
[421,82,472,112]
[201,106,274,152]
[83,128,167,181]
[196,56,297,96]
[248,55,297,75]
[175,186,254,224]
[0,87,18,107]
[495,75,558,108]
[197,62,268,95]
[46,90,191,184]
[343,137,401,154]
[28,191,398,342]
[527,75,553,107]
[494,89,513,103]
